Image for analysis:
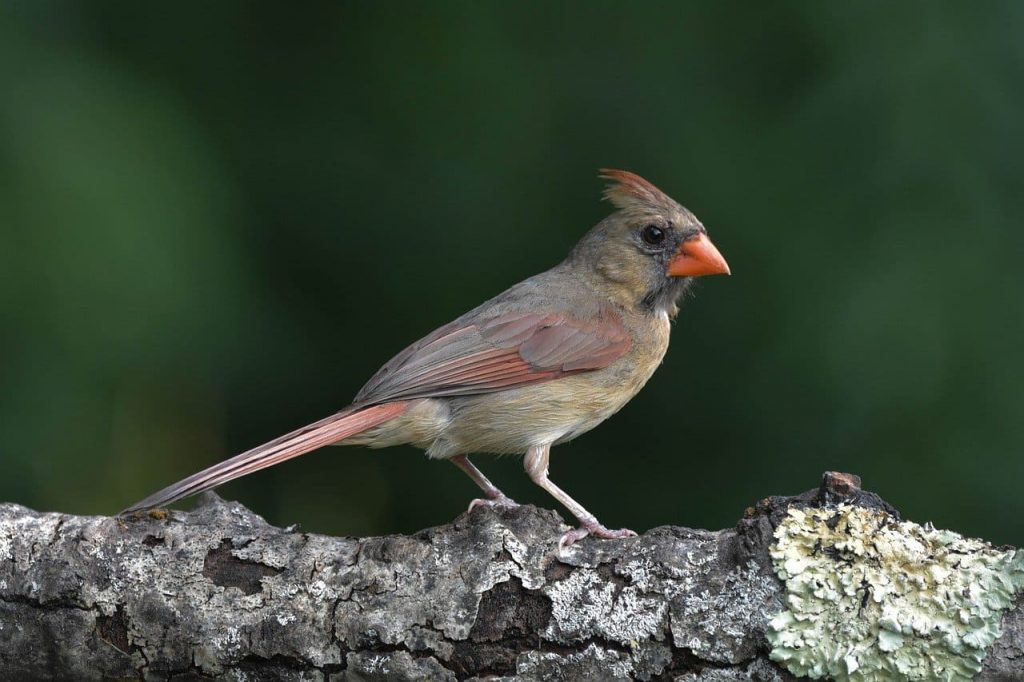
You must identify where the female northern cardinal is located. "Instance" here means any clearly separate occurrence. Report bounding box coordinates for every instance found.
[124,169,729,546]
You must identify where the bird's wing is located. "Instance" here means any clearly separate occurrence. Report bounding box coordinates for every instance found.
[353,309,631,404]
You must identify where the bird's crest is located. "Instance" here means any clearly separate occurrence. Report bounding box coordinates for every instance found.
[599,168,675,212]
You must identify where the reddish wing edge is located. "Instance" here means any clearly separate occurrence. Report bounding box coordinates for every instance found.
[354,310,632,404]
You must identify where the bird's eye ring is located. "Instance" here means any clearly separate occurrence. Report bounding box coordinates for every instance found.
[641,224,666,246]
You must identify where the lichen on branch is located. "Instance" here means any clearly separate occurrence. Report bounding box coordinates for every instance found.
[767,504,1024,681]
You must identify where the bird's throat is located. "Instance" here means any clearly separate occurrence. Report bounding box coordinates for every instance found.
[640,278,691,317]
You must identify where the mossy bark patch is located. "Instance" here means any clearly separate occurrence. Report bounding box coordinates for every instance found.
[767,504,1024,681]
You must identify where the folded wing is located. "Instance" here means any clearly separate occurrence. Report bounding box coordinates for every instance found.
[354,310,631,404]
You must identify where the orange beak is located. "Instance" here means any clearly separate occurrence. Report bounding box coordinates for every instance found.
[667,233,731,277]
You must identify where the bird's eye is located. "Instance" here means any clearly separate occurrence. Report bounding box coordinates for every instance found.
[641,225,666,246]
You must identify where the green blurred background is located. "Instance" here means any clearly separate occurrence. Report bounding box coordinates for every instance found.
[1,2,1021,544]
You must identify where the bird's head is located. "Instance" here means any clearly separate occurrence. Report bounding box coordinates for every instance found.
[567,169,730,315]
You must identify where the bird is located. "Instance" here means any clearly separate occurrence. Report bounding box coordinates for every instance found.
[122,169,730,547]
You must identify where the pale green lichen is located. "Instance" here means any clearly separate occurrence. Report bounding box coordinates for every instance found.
[766,504,1024,681]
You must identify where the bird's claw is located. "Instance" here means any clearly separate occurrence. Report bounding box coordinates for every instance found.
[558,527,591,550]
[558,523,637,550]
[467,494,518,513]
[593,526,638,540]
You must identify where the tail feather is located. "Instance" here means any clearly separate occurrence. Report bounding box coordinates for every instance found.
[120,401,409,514]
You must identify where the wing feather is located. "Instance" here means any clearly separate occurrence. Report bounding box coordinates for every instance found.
[354,309,631,404]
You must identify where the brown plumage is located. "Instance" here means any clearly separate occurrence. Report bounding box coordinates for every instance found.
[123,169,730,547]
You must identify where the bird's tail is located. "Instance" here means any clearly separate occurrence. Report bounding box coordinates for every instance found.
[120,401,410,514]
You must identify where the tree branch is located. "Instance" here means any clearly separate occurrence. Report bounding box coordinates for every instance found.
[0,473,1020,681]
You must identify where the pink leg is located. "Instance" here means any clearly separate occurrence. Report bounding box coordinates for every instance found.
[524,444,637,549]
[450,455,517,511]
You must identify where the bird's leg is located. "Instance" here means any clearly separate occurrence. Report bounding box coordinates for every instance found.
[450,455,518,511]
[524,444,637,549]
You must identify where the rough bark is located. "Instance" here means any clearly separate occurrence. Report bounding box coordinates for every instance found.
[0,473,1019,681]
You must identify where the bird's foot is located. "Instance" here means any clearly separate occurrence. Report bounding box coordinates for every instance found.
[558,521,637,550]
[467,493,518,512]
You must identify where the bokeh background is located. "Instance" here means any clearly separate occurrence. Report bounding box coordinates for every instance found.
[2,3,1021,544]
